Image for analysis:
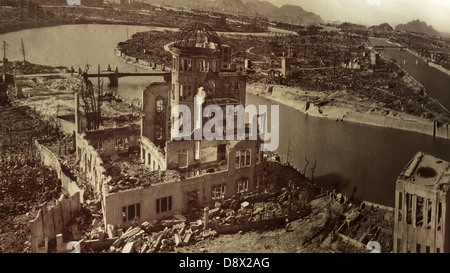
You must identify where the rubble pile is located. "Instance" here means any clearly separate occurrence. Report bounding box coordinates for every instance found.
[104,155,182,193]
[5,61,62,75]
[100,100,141,128]
[63,202,103,243]
[107,218,218,253]
[0,105,62,218]
[215,189,309,226]
[0,163,60,217]
[336,204,394,253]
[0,104,63,252]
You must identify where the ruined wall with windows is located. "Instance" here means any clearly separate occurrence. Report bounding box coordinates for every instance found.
[165,138,263,189]
[83,126,141,157]
[141,82,170,149]
[393,152,450,253]
[103,153,264,228]
[140,136,166,171]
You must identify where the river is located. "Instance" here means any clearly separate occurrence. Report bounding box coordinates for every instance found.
[369,37,450,110]
[0,25,448,207]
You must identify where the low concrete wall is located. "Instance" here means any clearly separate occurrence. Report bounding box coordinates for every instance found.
[343,111,450,140]
[428,62,450,77]
[30,192,81,253]
[435,122,450,140]
[214,210,309,234]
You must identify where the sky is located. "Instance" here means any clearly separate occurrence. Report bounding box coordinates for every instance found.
[265,0,450,33]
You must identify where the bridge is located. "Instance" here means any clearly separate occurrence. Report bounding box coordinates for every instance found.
[83,68,171,87]
[372,45,407,51]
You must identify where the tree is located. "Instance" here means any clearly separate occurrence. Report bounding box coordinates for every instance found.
[80,65,103,131]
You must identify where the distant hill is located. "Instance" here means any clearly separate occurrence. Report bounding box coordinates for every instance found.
[274,4,322,25]
[212,0,248,14]
[369,23,393,33]
[395,19,442,37]
[140,0,323,26]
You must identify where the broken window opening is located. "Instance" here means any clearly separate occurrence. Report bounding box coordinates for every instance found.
[217,144,226,163]
[235,151,240,169]
[115,138,129,151]
[234,82,240,92]
[179,85,184,102]
[246,149,251,167]
[178,149,188,169]
[240,150,246,168]
[155,126,164,141]
[406,193,412,225]
[156,196,172,214]
[187,190,199,211]
[128,204,135,221]
[237,178,249,194]
[212,184,226,200]
[427,199,432,229]
[416,196,424,227]
[122,203,141,223]
[256,145,261,164]
[156,98,164,113]
[438,202,442,231]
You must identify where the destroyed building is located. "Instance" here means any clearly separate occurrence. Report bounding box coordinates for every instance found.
[393,152,450,253]
[74,23,264,232]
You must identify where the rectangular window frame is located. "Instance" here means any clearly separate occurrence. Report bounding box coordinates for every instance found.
[212,184,226,200]
[246,149,251,167]
[236,179,249,194]
[122,203,141,223]
[156,196,172,214]
[240,150,246,168]
[235,151,240,169]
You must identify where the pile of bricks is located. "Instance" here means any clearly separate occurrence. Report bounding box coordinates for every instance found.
[108,217,218,253]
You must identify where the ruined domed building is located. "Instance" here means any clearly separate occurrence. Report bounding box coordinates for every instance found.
[99,23,265,227]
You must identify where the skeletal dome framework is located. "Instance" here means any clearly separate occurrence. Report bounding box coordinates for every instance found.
[174,22,222,50]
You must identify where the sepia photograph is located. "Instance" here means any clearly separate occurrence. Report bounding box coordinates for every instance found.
[0,0,449,260]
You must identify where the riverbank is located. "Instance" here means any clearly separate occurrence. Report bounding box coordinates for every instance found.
[113,47,169,72]
[248,83,449,140]
[404,48,450,78]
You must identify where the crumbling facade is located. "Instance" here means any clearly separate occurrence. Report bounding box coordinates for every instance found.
[393,152,450,253]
